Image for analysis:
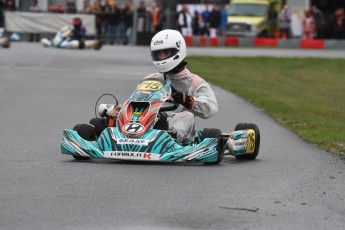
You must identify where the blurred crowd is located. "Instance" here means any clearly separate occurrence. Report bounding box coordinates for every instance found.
[48,0,135,45]
[177,4,228,38]
[1,0,345,44]
[280,3,345,40]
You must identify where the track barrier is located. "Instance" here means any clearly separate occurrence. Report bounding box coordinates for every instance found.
[300,39,325,49]
[183,36,344,50]
[254,38,278,47]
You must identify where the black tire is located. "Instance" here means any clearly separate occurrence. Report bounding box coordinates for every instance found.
[93,40,102,50]
[72,155,91,160]
[2,40,10,48]
[73,124,96,141]
[234,123,260,160]
[72,124,96,160]
[201,128,225,164]
[89,118,108,137]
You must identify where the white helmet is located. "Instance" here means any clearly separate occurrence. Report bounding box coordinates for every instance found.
[150,29,187,73]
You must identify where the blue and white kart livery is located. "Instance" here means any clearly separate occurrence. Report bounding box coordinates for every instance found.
[61,78,260,164]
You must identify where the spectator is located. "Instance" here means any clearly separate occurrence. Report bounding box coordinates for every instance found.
[279,4,291,39]
[80,0,91,14]
[201,4,210,36]
[208,4,221,38]
[330,8,345,39]
[125,2,134,45]
[153,3,165,33]
[219,4,228,37]
[178,4,193,37]
[30,0,39,11]
[302,8,316,39]
[48,3,64,13]
[5,0,16,11]
[29,0,41,42]
[66,1,77,14]
[137,1,147,32]
[117,3,127,44]
[312,5,325,39]
[90,0,104,40]
[192,9,202,35]
[104,3,117,44]
[146,1,157,32]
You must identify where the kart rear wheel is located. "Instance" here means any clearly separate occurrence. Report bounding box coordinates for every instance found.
[2,38,10,48]
[234,123,260,160]
[72,124,96,160]
[201,128,225,164]
[93,40,102,50]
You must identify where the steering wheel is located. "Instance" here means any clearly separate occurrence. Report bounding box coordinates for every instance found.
[159,100,179,112]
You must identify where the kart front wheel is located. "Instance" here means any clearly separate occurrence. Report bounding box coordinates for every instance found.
[234,123,260,160]
[201,128,225,164]
[72,124,96,160]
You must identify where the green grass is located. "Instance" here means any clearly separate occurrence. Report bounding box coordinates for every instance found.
[188,57,345,156]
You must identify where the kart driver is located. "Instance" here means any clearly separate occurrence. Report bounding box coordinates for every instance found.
[88,29,217,145]
[145,29,218,144]
[70,17,86,46]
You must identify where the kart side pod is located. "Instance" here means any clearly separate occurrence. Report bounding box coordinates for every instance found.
[226,123,260,160]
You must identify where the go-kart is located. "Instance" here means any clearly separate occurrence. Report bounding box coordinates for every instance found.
[0,37,10,48]
[41,25,102,50]
[61,78,260,164]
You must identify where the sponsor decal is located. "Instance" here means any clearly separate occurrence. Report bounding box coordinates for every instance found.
[176,40,181,48]
[198,147,216,158]
[137,91,152,95]
[123,123,145,134]
[117,138,149,146]
[137,80,163,91]
[230,130,255,154]
[154,40,163,45]
[245,130,255,154]
[104,151,161,161]
[133,112,142,116]
[235,141,246,146]
[184,147,216,161]
[231,131,248,140]
[63,138,86,156]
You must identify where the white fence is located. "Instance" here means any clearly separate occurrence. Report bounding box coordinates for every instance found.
[4,11,95,35]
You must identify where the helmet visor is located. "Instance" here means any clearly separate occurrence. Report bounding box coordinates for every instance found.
[151,48,178,61]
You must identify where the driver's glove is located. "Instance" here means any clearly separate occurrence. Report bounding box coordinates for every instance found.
[171,86,194,110]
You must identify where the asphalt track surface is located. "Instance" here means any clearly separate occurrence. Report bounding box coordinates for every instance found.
[1,43,345,230]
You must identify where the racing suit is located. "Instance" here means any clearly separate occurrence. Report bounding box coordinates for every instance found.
[70,26,86,41]
[145,68,218,144]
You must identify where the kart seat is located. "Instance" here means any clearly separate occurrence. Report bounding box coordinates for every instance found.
[153,117,169,131]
